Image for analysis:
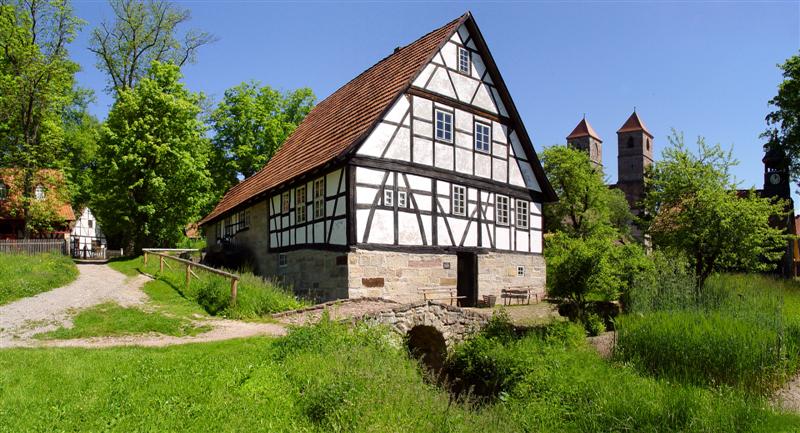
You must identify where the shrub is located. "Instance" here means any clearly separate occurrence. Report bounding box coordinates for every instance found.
[583,312,605,336]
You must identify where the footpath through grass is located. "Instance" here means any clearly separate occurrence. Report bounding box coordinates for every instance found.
[617,273,800,395]
[0,252,77,306]
[108,256,304,319]
[0,319,797,432]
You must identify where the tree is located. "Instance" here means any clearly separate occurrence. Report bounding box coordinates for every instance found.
[92,61,213,252]
[541,145,633,238]
[61,88,100,211]
[88,0,215,93]
[645,131,789,289]
[208,82,315,195]
[0,0,82,236]
[764,53,800,178]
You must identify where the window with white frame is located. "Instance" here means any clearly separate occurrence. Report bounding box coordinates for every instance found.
[496,194,509,225]
[282,192,290,213]
[383,189,394,207]
[516,199,529,229]
[435,110,453,143]
[458,47,470,74]
[313,178,325,220]
[296,185,307,223]
[474,122,491,153]
[452,185,466,216]
[278,254,288,267]
[398,191,407,208]
[0,182,6,200]
[34,184,45,200]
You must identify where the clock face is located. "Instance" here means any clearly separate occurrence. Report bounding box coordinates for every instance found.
[770,173,781,185]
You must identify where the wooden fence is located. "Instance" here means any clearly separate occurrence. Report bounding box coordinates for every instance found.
[0,239,67,255]
[142,248,240,305]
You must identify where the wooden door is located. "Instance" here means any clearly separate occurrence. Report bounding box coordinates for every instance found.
[456,252,478,307]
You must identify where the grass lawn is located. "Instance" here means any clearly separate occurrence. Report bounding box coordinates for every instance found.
[0,252,77,306]
[0,320,797,432]
[35,302,210,339]
[109,256,304,319]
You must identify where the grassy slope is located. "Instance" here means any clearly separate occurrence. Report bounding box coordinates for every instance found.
[0,253,78,305]
[0,322,797,432]
[35,302,210,339]
[109,256,304,319]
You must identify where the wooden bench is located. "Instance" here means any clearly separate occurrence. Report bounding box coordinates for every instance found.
[418,287,465,306]
[500,286,540,305]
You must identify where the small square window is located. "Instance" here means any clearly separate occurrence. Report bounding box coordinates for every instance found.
[384,189,394,207]
[517,266,525,277]
[278,254,288,267]
[475,122,491,153]
[452,185,466,216]
[516,200,529,229]
[435,110,453,143]
[296,185,307,224]
[34,184,45,201]
[458,47,470,74]
[398,191,407,208]
[496,195,509,225]
[282,192,290,213]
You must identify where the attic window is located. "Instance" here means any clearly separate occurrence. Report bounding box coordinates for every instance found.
[435,110,453,143]
[34,184,45,200]
[457,46,470,74]
[627,137,634,148]
[0,182,6,200]
[474,122,491,153]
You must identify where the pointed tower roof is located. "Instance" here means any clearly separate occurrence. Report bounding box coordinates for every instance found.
[566,118,602,142]
[617,111,653,138]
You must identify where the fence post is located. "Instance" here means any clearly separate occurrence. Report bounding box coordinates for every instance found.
[159,255,164,273]
[144,251,148,265]
[185,263,191,291]
[231,278,238,306]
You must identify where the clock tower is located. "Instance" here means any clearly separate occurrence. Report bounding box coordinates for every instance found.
[763,146,790,199]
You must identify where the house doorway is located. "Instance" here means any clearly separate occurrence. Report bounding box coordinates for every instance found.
[456,252,478,307]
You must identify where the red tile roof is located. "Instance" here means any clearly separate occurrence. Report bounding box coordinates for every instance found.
[617,111,653,137]
[566,118,602,141]
[0,168,75,222]
[199,13,469,226]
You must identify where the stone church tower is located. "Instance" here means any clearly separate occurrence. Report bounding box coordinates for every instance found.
[616,111,654,211]
[566,117,603,169]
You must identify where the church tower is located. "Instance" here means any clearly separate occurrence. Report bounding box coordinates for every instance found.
[567,117,602,169]
[616,111,654,209]
[763,146,791,200]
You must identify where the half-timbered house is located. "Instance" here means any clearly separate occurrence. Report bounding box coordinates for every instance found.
[199,12,557,304]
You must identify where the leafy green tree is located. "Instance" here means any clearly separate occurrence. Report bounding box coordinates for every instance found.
[208,82,315,195]
[61,88,100,212]
[763,53,800,178]
[645,131,789,289]
[0,0,82,236]
[541,145,633,238]
[89,0,215,92]
[92,61,213,252]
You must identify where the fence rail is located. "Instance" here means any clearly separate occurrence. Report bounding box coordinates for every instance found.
[142,248,240,305]
[0,239,66,255]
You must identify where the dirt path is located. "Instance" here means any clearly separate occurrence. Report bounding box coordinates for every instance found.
[0,263,286,349]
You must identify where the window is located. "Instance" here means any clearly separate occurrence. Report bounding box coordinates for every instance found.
[236,210,248,230]
[452,185,466,216]
[398,191,407,208]
[88,220,93,229]
[34,184,45,200]
[435,110,453,143]
[517,266,525,277]
[516,199,529,229]
[0,182,6,200]
[647,138,651,151]
[496,194,509,225]
[627,136,634,148]
[383,189,394,207]
[313,178,325,219]
[474,122,491,153]
[278,254,288,267]
[296,186,307,223]
[282,192,290,213]
[458,46,470,74]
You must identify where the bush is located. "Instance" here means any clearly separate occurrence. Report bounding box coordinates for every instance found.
[583,312,605,336]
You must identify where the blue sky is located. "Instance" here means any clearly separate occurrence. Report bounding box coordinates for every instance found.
[70,1,799,199]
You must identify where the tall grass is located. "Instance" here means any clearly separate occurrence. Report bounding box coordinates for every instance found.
[108,256,305,319]
[617,272,800,394]
[0,252,78,305]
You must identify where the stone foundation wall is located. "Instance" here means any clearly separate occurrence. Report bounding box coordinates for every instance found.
[347,249,458,303]
[369,302,490,347]
[477,252,546,301]
[262,249,349,302]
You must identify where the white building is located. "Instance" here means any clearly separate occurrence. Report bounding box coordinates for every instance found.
[71,207,106,258]
[199,12,557,304]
